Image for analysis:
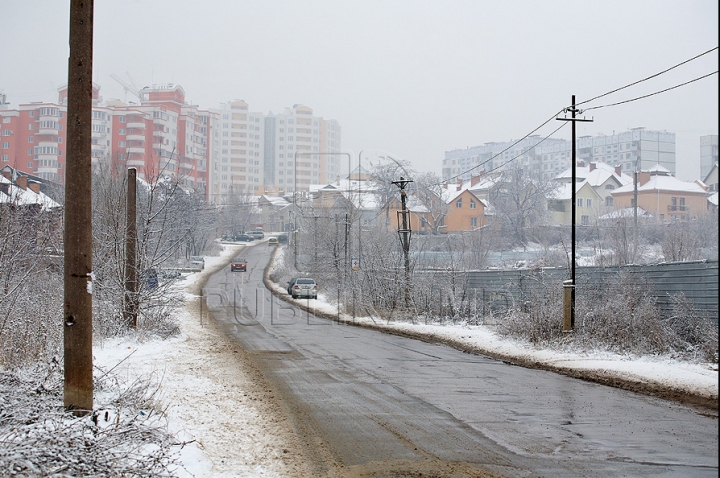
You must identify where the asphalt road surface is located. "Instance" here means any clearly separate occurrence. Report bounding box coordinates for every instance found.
[204,245,718,478]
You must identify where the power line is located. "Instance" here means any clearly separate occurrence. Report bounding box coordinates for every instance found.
[484,122,568,174]
[444,50,718,185]
[576,46,718,107]
[582,70,718,112]
[442,109,565,184]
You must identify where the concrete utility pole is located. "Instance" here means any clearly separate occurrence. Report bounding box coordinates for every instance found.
[556,95,592,331]
[64,0,94,414]
[392,177,413,308]
[124,168,138,328]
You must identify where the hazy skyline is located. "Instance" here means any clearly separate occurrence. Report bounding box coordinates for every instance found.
[2,0,718,181]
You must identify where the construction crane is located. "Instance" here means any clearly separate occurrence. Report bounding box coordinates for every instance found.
[110,72,145,102]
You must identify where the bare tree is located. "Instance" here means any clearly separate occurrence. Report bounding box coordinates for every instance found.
[490,165,553,247]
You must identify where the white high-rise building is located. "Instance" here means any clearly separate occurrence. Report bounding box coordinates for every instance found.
[209,100,265,202]
[443,128,676,182]
[264,104,342,195]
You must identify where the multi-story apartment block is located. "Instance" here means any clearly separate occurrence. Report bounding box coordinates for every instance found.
[1,85,341,202]
[443,128,677,183]
[700,135,718,179]
[209,100,264,202]
[263,104,342,196]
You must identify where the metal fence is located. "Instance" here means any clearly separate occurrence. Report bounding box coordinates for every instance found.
[463,260,718,323]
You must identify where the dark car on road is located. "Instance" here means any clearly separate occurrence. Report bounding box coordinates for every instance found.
[235,234,254,242]
[230,257,247,272]
[277,234,288,244]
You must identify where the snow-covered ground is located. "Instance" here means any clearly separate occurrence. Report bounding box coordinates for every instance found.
[93,244,719,477]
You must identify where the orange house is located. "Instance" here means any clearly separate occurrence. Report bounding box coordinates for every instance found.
[611,166,708,222]
[388,187,487,234]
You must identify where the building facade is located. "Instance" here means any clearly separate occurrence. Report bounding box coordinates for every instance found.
[1,85,341,203]
[443,128,677,183]
[209,100,264,202]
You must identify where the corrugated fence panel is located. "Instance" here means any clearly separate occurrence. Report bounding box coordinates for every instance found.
[465,260,718,323]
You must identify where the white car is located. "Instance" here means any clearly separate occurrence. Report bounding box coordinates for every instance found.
[290,278,318,299]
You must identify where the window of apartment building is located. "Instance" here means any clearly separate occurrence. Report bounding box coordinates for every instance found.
[1,142,8,149]
[581,215,589,226]
[28,136,33,143]
[2,117,10,123]
[119,129,126,135]
[119,116,126,122]
[2,130,11,136]
[28,162,33,168]
[57,137,62,143]
[28,124,34,130]
[118,141,126,147]
[456,198,462,208]
[288,120,294,124]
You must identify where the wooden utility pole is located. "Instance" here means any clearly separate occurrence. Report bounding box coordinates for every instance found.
[124,168,138,328]
[64,0,94,414]
[556,95,592,331]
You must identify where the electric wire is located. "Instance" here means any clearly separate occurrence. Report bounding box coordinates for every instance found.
[483,122,568,175]
[581,70,718,112]
[445,49,719,184]
[441,109,565,185]
[575,46,718,107]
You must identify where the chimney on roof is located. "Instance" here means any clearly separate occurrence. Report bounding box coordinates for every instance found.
[638,171,651,186]
[28,180,41,194]
[577,159,585,168]
[615,165,622,176]
[16,175,28,190]
[470,171,485,187]
[1,169,11,181]
[589,162,596,172]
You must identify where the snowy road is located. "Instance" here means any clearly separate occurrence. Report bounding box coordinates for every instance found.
[202,245,719,478]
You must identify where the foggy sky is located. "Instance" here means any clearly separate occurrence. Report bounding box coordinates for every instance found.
[2,0,718,181]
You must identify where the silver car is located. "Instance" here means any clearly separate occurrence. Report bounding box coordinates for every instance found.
[290,278,318,299]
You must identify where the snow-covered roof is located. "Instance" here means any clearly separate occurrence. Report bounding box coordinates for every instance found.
[708,191,718,207]
[310,177,377,194]
[260,195,291,207]
[547,180,600,200]
[556,162,632,187]
[613,174,708,194]
[0,183,61,210]
[340,190,384,210]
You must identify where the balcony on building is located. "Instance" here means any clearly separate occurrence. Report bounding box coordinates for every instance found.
[126,134,145,141]
[127,122,146,129]
[127,147,145,154]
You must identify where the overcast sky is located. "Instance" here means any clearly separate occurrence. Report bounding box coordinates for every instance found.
[2,0,718,180]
